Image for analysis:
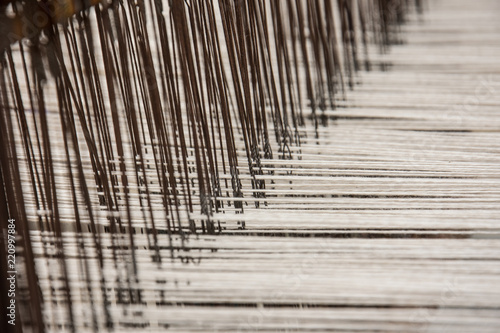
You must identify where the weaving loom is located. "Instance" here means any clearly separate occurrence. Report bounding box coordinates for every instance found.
[1,0,499,332]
